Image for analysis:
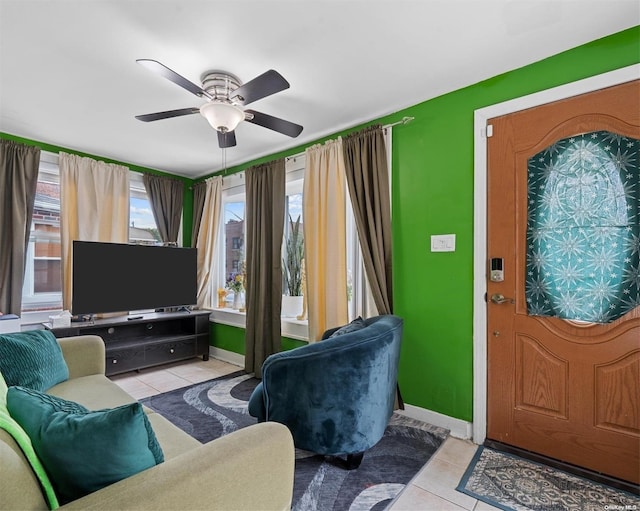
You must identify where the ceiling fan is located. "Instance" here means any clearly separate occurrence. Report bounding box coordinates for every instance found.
[135,59,303,148]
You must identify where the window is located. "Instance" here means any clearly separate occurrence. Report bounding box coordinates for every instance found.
[129,173,162,244]
[212,137,391,340]
[283,158,304,297]
[525,130,639,323]
[346,208,380,320]
[213,161,309,338]
[281,154,375,322]
[220,174,246,307]
[21,153,160,316]
[22,154,62,312]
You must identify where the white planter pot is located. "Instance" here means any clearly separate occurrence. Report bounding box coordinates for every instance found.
[281,295,303,318]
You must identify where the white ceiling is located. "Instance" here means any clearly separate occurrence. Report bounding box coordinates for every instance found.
[1,1,638,179]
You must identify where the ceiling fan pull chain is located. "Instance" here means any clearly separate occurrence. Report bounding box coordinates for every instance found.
[222,146,227,174]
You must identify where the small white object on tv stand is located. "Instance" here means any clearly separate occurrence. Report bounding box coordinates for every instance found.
[48,310,72,328]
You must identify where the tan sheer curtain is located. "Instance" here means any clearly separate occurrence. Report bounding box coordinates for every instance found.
[0,140,40,315]
[245,159,285,376]
[195,176,222,309]
[343,125,393,315]
[304,139,349,341]
[143,174,184,244]
[59,152,130,310]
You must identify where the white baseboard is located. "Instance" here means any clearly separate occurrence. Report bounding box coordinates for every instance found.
[398,404,474,440]
[209,346,245,368]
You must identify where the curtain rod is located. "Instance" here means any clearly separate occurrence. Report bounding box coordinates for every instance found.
[285,116,415,162]
[383,116,415,129]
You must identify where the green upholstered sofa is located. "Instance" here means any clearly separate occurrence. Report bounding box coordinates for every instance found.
[1,335,295,510]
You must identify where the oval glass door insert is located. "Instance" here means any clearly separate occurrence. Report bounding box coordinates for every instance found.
[526,130,639,323]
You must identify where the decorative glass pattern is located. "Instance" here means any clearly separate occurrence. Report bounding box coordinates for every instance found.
[526,130,639,323]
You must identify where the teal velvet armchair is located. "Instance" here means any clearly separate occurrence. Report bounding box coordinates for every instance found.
[248,314,403,469]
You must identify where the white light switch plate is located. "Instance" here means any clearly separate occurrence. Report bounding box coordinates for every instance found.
[431,234,456,252]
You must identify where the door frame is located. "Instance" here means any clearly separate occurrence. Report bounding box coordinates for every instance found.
[472,63,640,444]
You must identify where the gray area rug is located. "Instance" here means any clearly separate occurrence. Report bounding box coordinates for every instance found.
[141,370,448,511]
[457,446,640,511]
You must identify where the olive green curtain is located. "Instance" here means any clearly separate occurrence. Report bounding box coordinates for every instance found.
[343,125,393,315]
[143,174,184,244]
[0,140,40,315]
[343,126,403,408]
[244,159,286,377]
[191,180,207,248]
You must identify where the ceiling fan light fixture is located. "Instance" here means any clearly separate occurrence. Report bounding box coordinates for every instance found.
[199,102,244,132]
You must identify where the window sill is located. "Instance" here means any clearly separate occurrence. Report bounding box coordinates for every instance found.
[209,307,309,341]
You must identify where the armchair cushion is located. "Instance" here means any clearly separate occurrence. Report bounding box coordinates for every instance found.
[328,316,365,338]
[0,331,69,391]
[7,386,164,504]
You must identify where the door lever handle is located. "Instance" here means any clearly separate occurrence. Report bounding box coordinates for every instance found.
[491,293,515,305]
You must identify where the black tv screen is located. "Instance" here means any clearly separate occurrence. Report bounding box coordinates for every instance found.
[72,241,197,316]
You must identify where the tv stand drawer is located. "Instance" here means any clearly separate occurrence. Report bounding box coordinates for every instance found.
[145,339,196,365]
[106,348,145,375]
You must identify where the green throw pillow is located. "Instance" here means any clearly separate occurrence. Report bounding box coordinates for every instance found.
[0,331,69,391]
[7,386,164,504]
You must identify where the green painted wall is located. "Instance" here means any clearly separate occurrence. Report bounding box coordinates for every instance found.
[282,336,307,351]
[203,27,640,422]
[0,132,196,246]
[210,322,306,354]
[210,323,246,354]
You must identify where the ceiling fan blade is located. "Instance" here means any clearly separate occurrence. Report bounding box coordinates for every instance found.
[137,59,212,99]
[245,110,303,138]
[231,70,289,105]
[135,107,200,122]
[217,130,237,148]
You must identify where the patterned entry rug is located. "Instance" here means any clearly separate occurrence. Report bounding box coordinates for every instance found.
[141,370,448,511]
[457,446,640,511]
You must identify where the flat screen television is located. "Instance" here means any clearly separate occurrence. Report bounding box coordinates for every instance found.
[72,241,197,316]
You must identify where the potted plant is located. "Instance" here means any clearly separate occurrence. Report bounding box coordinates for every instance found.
[282,214,304,317]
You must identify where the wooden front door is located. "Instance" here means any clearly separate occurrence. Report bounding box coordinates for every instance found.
[486,80,640,484]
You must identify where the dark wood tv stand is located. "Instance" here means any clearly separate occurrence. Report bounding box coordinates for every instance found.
[44,310,211,376]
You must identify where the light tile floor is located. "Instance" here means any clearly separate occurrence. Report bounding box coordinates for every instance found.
[388,436,500,511]
[110,357,498,511]
[109,356,240,399]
